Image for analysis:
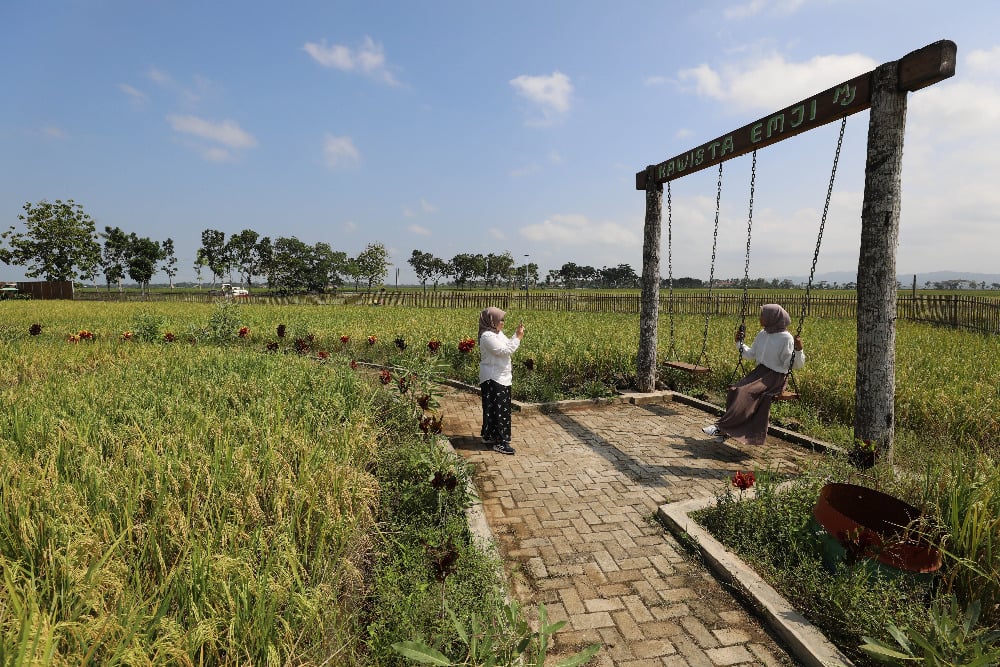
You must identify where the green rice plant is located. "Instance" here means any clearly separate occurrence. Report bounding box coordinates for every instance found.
[923,452,1000,629]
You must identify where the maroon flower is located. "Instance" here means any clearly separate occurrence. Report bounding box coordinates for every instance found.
[340,335,350,344]
[457,337,476,353]
[29,323,42,336]
[427,339,441,353]
[731,471,755,491]
[349,359,358,370]
[163,332,176,343]
[238,326,250,338]
[276,324,287,338]
[394,336,407,351]
[265,341,279,352]
[523,358,535,371]
[317,350,329,360]
[379,369,392,385]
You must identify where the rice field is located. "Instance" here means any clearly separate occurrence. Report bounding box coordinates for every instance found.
[0,299,996,663]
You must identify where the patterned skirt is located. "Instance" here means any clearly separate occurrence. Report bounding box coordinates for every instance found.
[480,379,512,443]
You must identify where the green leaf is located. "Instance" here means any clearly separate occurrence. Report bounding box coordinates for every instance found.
[553,643,601,667]
[391,641,453,665]
[447,606,468,645]
[859,638,918,662]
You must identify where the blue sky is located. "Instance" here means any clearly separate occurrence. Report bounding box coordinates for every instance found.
[2,0,998,285]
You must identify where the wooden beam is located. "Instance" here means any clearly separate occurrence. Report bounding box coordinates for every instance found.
[637,39,957,190]
[897,39,957,92]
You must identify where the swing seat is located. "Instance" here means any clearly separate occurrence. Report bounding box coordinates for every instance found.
[772,390,799,402]
[663,360,711,374]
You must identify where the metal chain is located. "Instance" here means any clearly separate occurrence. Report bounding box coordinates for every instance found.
[730,150,757,385]
[697,162,723,366]
[786,116,848,386]
[666,181,676,359]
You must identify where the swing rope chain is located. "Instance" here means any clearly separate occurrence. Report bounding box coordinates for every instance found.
[730,150,757,385]
[697,162,723,367]
[785,115,848,390]
[666,182,676,360]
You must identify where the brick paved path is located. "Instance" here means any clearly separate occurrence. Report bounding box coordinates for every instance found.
[439,386,821,667]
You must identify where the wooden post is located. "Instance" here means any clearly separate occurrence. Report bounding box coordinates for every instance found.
[636,168,662,392]
[855,61,906,462]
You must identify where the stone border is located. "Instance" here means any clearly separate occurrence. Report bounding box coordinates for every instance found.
[657,495,854,667]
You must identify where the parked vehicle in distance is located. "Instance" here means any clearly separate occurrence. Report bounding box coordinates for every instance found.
[211,283,249,297]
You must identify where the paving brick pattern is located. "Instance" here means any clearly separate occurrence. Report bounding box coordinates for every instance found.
[439,387,820,667]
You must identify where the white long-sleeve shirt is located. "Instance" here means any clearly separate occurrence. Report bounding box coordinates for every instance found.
[479,330,521,386]
[738,329,805,374]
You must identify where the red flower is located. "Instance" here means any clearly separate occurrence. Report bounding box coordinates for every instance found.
[121,331,134,341]
[350,359,358,370]
[379,369,392,385]
[427,339,441,353]
[78,330,94,340]
[457,337,476,353]
[163,332,176,343]
[265,341,279,352]
[68,333,80,343]
[367,335,378,346]
[731,471,755,491]
[276,324,287,338]
[317,350,329,360]
[238,326,250,338]
[29,324,42,336]
[340,335,350,344]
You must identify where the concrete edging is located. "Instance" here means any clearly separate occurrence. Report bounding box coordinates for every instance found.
[657,496,854,667]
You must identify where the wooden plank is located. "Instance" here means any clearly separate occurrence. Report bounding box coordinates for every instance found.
[663,361,711,374]
[637,39,957,189]
[636,71,872,189]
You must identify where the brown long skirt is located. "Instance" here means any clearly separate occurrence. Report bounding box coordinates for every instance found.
[716,365,788,446]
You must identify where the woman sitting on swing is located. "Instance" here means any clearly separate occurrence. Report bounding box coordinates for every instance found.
[702,303,805,446]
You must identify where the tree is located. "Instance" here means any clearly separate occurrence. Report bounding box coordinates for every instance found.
[409,249,436,292]
[312,242,348,291]
[126,234,163,296]
[161,238,178,288]
[226,229,260,288]
[450,253,478,287]
[197,229,228,286]
[428,257,450,290]
[256,237,275,288]
[355,242,390,292]
[100,226,131,292]
[269,236,313,293]
[0,199,101,281]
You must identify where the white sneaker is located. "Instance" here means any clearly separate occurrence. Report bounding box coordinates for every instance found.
[702,424,721,437]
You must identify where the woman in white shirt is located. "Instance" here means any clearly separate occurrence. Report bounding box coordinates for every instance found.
[702,304,805,446]
[478,306,525,455]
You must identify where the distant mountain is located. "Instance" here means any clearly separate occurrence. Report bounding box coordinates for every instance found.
[774,270,1000,288]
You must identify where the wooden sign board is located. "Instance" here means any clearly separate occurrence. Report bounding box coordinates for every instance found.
[637,40,956,189]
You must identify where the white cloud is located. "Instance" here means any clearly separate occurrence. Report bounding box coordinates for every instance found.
[407,224,431,236]
[303,36,399,85]
[489,228,507,240]
[511,163,539,178]
[200,146,232,163]
[167,115,257,149]
[41,126,67,139]
[323,134,360,168]
[343,221,358,233]
[119,83,148,106]
[677,51,877,111]
[520,213,639,247]
[510,71,573,126]
[724,0,807,20]
[146,67,215,106]
[966,46,1000,79]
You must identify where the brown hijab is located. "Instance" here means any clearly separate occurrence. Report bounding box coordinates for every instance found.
[760,304,791,334]
[478,306,505,339]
